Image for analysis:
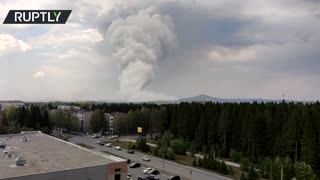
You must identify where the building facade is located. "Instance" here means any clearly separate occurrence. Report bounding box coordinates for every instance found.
[0,102,24,111]
[75,111,92,133]
[105,113,128,136]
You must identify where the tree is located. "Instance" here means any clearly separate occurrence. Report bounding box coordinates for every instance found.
[218,106,230,155]
[295,162,316,180]
[136,137,149,152]
[90,110,106,133]
[240,158,250,172]
[170,138,187,155]
[6,106,19,133]
[247,165,259,180]
[49,110,79,131]
[301,110,318,170]
[229,149,243,163]
[188,142,196,156]
[195,112,207,150]
[192,158,197,166]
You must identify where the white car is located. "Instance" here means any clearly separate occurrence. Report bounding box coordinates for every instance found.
[127,173,132,180]
[91,134,100,138]
[142,156,150,161]
[143,167,154,174]
[115,146,121,150]
[105,143,112,147]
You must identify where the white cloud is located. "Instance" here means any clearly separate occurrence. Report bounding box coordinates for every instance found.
[0,34,31,56]
[32,71,45,78]
[207,45,267,64]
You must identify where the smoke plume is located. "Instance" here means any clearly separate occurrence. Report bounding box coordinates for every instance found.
[105,7,177,101]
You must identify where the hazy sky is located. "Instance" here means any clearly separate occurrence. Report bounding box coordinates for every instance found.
[0,0,320,102]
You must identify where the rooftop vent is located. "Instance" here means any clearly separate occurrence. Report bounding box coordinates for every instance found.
[15,156,26,166]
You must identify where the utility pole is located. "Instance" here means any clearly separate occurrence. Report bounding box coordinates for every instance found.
[295,142,298,163]
[281,165,283,180]
[162,141,166,173]
[251,140,254,161]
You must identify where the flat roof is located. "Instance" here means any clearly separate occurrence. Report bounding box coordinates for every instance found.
[0,131,124,179]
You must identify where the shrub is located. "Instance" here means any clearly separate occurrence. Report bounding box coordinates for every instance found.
[218,161,228,174]
[247,165,259,180]
[62,136,69,141]
[170,138,187,155]
[240,158,250,172]
[229,149,242,162]
[136,137,149,152]
[240,172,247,180]
[295,162,316,180]
[192,158,197,167]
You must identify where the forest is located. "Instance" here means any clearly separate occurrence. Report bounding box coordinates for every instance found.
[1,101,320,179]
[115,102,320,179]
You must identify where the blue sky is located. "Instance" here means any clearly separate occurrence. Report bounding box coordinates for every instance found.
[0,0,320,101]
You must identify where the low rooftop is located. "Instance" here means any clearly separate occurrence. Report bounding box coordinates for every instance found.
[0,131,124,179]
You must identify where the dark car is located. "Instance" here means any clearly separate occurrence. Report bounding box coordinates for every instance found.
[127,159,131,164]
[127,150,135,154]
[168,176,180,180]
[137,177,145,180]
[97,141,104,146]
[0,143,6,149]
[130,163,141,168]
[148,169,160,175]
[146,176,159,180]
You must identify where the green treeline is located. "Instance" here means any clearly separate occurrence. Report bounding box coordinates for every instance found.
[0,105,50,134]
[116,102,320,177]
[0,105,80,134]
[1,101,320,178]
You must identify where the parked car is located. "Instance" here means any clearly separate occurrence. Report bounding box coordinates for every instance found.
[142,156,150,161]
[137,176,145,180]
[105,143,112,147]
[115,146,121,150]
[91,134,100,138]
[127,159,131,164]
[127,173,132,180]
[129,163,141,168]
[107,135,119,139]
[97,141,104,146]
[146,175,159,180]
[143,167,154,174]
[168,176,180,180]
[0,142,6,149]
[127,150,134,154]
[148,169,160,175]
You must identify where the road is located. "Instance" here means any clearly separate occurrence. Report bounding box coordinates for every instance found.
[69,135,233,180]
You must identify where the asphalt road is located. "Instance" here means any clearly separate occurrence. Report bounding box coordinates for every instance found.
[69,135,233,180]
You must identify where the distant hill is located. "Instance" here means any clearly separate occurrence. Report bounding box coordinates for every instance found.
[0,100,25,103]
[178,94,285,103]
